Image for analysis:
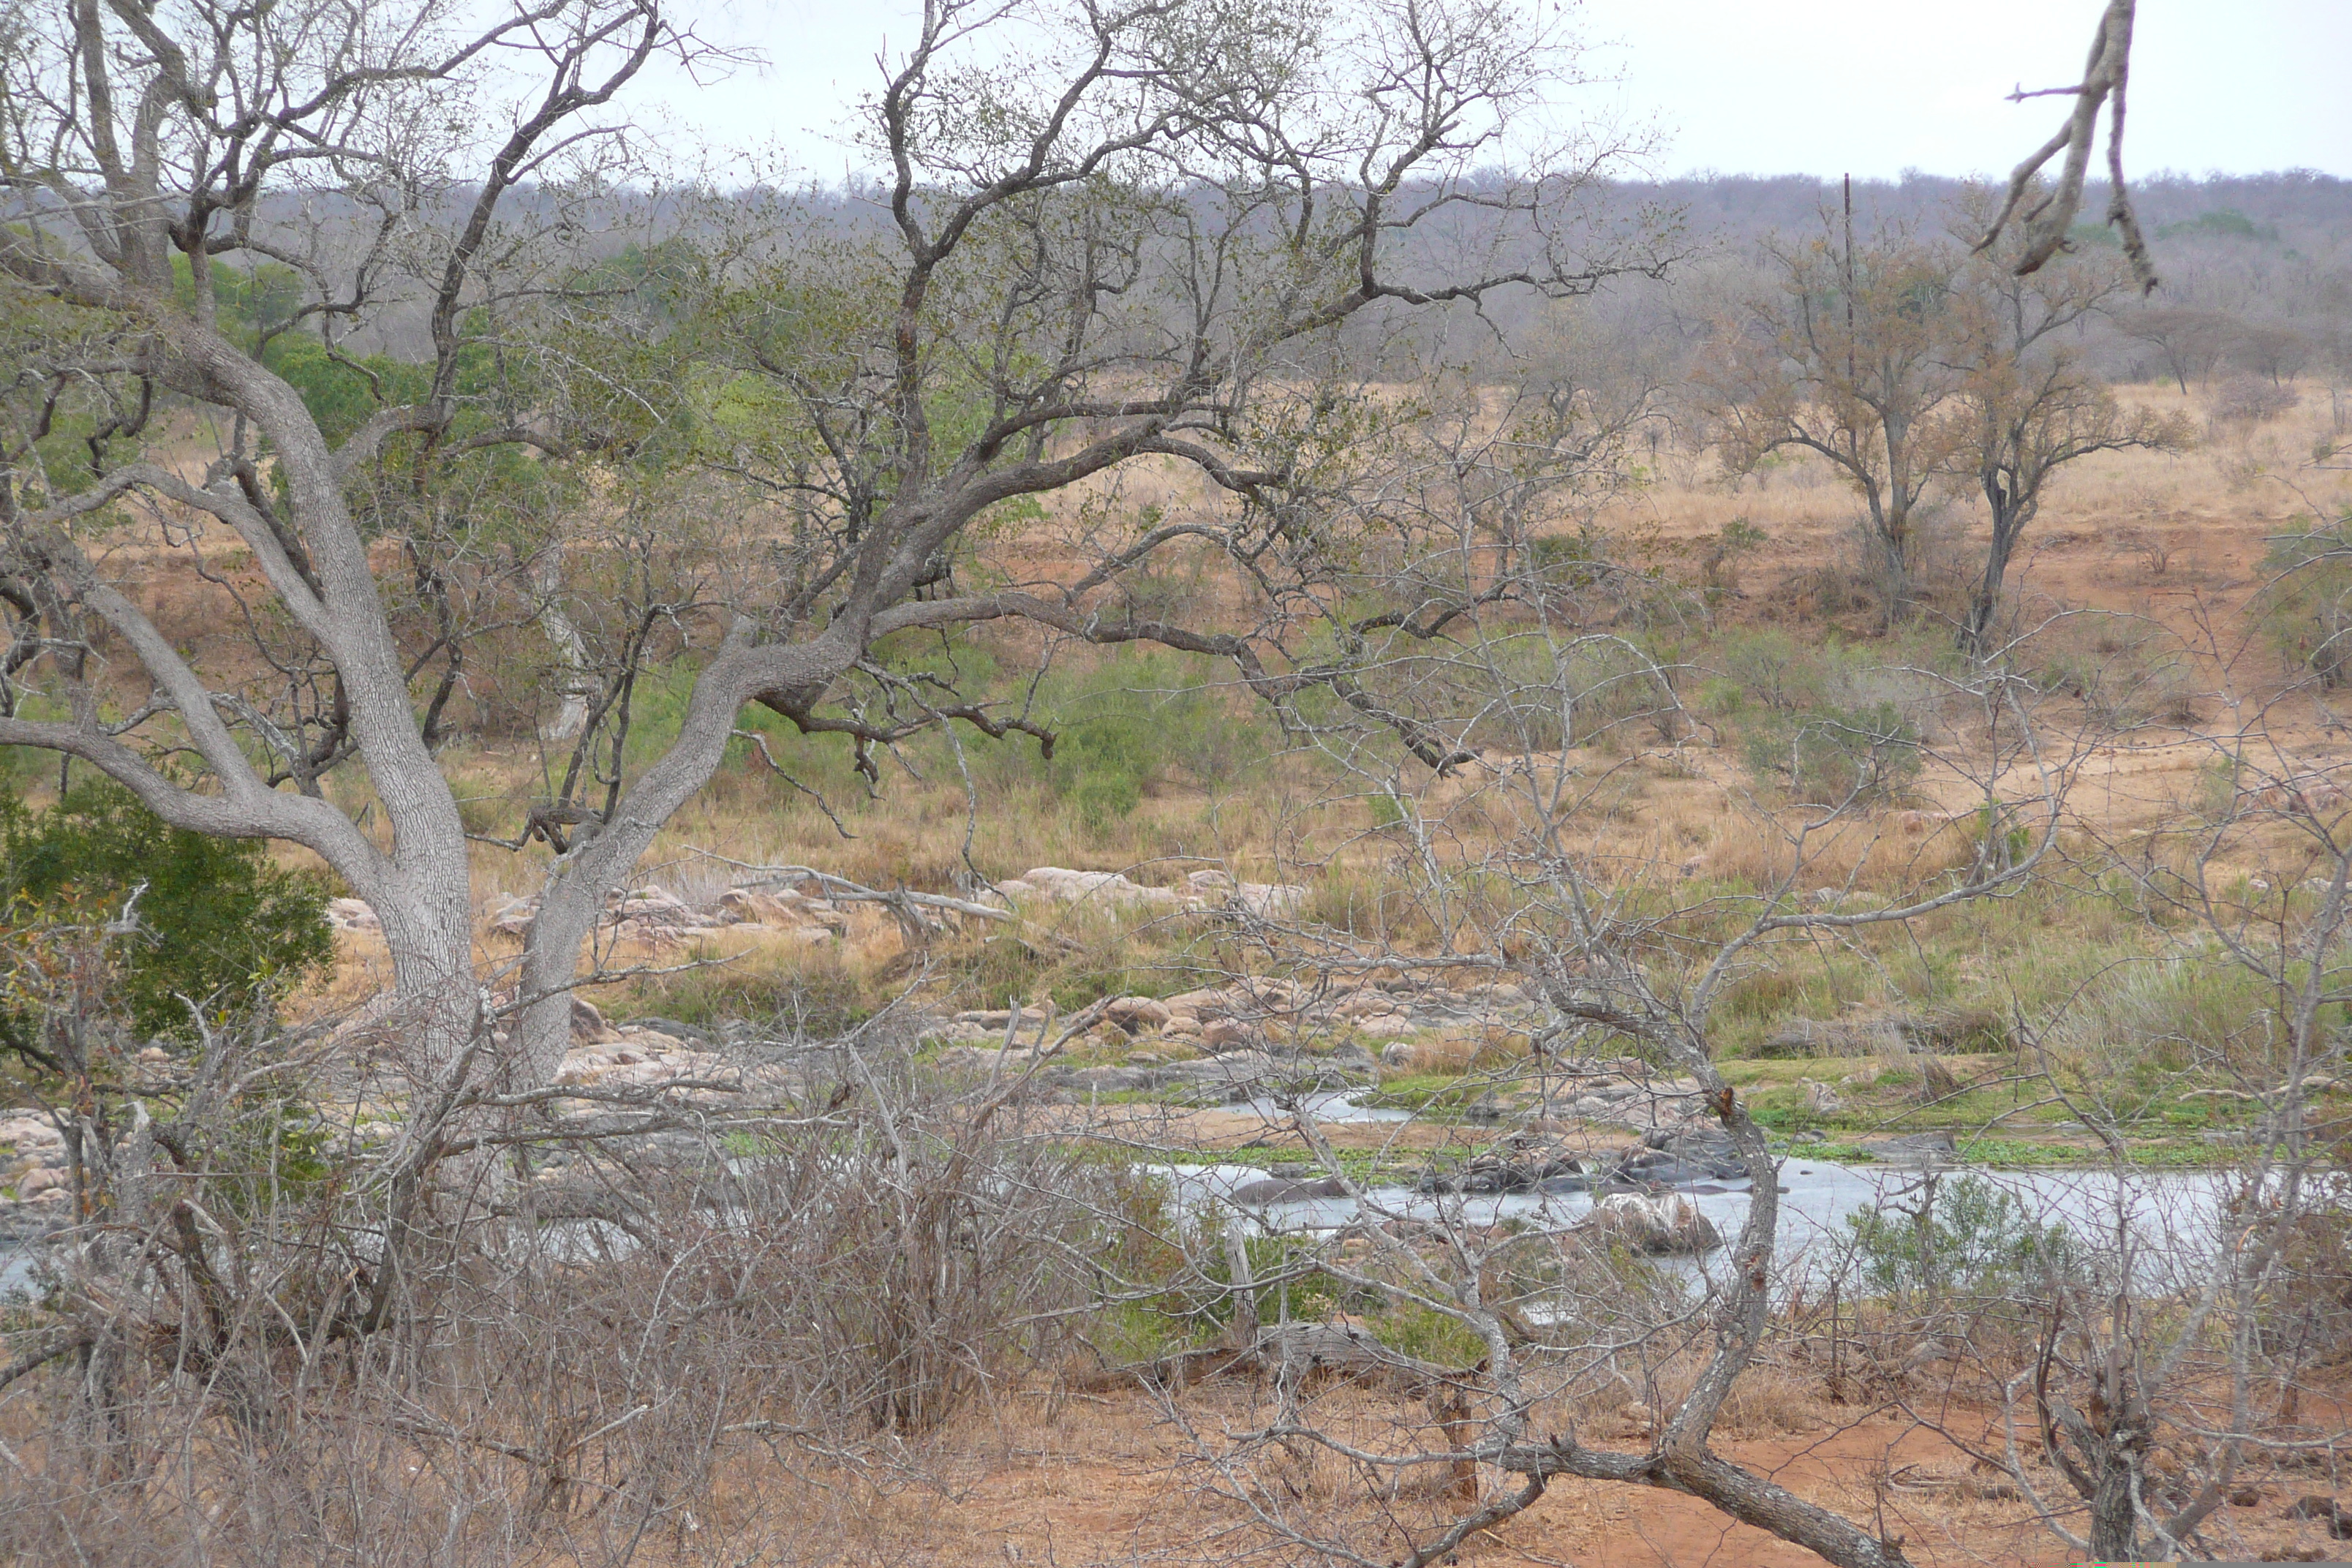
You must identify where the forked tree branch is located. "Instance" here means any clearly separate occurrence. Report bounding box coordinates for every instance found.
[1975,0,2156,293]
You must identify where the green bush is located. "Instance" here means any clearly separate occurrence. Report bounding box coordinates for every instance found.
[1033,649,1278,827]
[1056,707,1151,832]
[0,781,333,1040]
[1371,1304,1488,1365]
[1742,701,1921,806]
[2253,517,2352,687]
[1845,1172,2074,1300]
[1471,633,1677,753]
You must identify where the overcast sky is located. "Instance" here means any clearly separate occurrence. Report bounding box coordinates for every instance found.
[635,0,2349,183]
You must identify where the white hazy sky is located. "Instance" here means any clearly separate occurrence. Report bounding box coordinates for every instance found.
[634,0,2350,181]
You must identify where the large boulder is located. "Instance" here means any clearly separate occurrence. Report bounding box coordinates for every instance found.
[1182,868,1306,919]
[1855,1131,1957,1166]
[718,886,847,936]
[1230,1175,1351,1205]
[995,867,1184,912]
[1578,1193,1722,1255]
[1603,1129,1748,1189]
[1200,1018,1259,1051]
[1104,995,1172,1031]
[1417,1148,1584,1195]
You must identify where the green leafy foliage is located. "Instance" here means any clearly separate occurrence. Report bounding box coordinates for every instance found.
[1845,1172,2075,1300]
[1032,650,1276,832]
[0,782,333,1039]
[2253,516,2352,687]
[1741,701,1921,806]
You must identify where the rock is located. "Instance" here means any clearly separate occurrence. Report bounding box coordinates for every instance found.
[1606,1130,1746,1188]
[1855,1131,1957,1166]
[1006,867,1185,912]
[570,996,615,1043]
[718,887,845,934]
[932,1045,1036,1071]
[2284,1496,2352,1537]
[1904,1336,1961,1369]
[16,1166,69,1197]
[325,897,381,933]
[1417,1137,1583,1194]
[1162,1016,1204,1039]
[1231,1175,1349,1205]
[486,893,537,936]
[1578,1193,1722,1255]
[1354,1014,1417,1040]
[612,884,696,921]
[1201,1018,1258,1051]
[1104,995,1172,1030]
[136,1045,170,1066]
[1161,1049,1280,1090]
[619,1015,715,1045]
[1183,868,1306,919]
[717,887,791,923]
[1601,1161,1748,1191]
[0,1114,63,1154]
[1379,1041,1417,1068]
[1060,1066,1158,1093]
[1164,988,1229,1017]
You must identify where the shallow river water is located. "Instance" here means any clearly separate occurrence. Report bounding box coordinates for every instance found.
[1153,1158,2236,1285]
[0,1154,2236,1300]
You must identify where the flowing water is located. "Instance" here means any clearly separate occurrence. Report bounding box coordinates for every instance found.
[0,1147,2234,1301]
[1151,1158,2236,1286]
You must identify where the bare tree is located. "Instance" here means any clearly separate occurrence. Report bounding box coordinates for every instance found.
[1705,225,1964,625]
[0,0,1665,1109]
[2119,306,2237,395]
[1949,229,2190,653]
[1885,681,2352,1561]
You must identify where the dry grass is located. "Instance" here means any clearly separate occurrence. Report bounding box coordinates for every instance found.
[56,378,2352,1050]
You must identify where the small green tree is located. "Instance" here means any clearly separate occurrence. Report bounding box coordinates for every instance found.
[0,782,332,1041]
[1846,1172,2075,1301]
[1742,701,1923,807]
[2253,516,2352,687]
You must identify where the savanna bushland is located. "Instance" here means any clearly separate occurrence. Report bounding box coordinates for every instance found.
[2,1,2351,1563]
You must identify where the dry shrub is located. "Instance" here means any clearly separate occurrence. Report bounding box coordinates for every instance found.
[1406,1028,1528,1075]
[0,1039,1118,1567]
[1699,807,1978,894]
[2210,375,2300,426]
[1704,1364,1839,1438]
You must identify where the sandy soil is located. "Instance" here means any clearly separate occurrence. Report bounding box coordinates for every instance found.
[715,1382,2345,1568]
